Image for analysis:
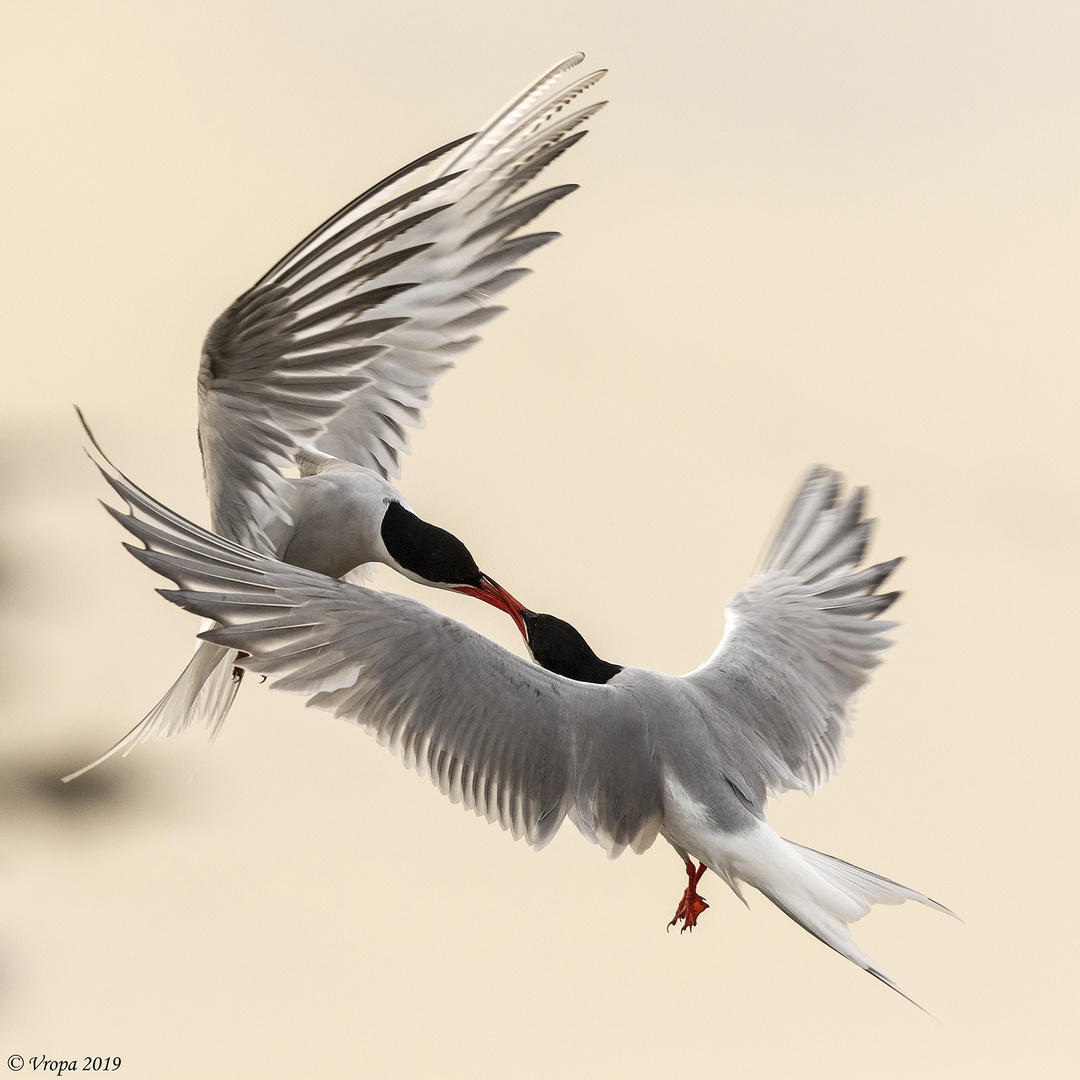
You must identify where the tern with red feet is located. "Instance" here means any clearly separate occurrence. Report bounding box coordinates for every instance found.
[95,456,956,1004]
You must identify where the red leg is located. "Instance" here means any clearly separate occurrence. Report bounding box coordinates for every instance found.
[668,858,709,932]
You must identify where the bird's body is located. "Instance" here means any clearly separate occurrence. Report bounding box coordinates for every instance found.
[275,449,425,581]
[277,459,400,580]
[94,456,954,1002]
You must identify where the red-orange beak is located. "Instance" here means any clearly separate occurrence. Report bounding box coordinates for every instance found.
[455,576,529,643]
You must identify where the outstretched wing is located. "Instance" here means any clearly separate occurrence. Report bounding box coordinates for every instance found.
[684,467,902,804]
[198,54,606,551]
[102,462,588,849]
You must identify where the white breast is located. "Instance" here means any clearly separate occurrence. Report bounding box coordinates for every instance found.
[278,463,404,578]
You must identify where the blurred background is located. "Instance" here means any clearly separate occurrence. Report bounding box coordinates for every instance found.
[1,1,1077,1076]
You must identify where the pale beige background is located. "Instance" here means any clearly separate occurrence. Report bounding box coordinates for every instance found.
[1,1,1077,1077]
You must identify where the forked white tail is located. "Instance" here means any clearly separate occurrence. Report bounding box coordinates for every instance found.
[699,823,954,1006]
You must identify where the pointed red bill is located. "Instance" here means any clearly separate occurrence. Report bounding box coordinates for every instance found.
[455,576,529,642]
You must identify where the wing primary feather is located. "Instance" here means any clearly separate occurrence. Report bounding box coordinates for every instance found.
[791,489,866,574]
[759,466,838,571]
[91,460,255,562]
[285,316,410,353]
[465,232,561,278]
[110,508,263,571]
[435,305,507,335]
[269,171,466,290]
[476,129,593,212]
[439,53,586,175]
[463,184,578,246]
[814,558,903,599]
[461,267,532,302]
[282,245,434,313]
[799,518,874,581]
[254,137,474,288]
[821,592,901,617]
[132,548,272,592]
[283,208,449,296]
[486,71,608,158]
[285,282,420,335]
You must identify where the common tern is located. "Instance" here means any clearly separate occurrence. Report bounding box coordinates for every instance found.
[65,55,605,779]
[93,453,955,1004]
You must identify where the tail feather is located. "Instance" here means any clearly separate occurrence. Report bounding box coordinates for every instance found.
[62,638,240,782]
[698,825,953,1007]
[789,842,956,918]
[756,877,930,1012]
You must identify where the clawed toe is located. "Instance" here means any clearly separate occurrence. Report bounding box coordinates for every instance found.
[668,859,709,932]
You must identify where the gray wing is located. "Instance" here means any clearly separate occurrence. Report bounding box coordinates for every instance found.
[683,467,902,804]
[100,463,587,849]
[198,54,606,551]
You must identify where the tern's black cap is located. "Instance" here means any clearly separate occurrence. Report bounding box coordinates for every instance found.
[521,610,622,685]
[380,500,483,587]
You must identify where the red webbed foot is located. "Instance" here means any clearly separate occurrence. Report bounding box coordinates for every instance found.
[668,859,709,932]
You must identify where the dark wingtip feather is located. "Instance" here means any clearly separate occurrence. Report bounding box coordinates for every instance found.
[465,183,581,246]
[254,134,476,288]
[156,587,227,624]
[814,557,904,600]
[865,966,932,1015]
[876,590,902,614]
[74,404,109,461]
[76,410,131,497]
[845,486,867,520]
[824,591,902,617]
[847,519,873,566]
[127,544,182,581]
[155,587,191,609]
[875,555,904,580]
[101,500,140,538]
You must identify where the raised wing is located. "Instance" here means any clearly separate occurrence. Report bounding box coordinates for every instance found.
[100,461,585,849]
[684,467,902,803]
[199,54,606,551]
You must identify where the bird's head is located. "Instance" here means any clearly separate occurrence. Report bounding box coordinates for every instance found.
[518,610,623,684]
[379,500,528,639]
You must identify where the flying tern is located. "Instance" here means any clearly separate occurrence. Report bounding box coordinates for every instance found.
[93,453,954,1003]
[65,55,606,779]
